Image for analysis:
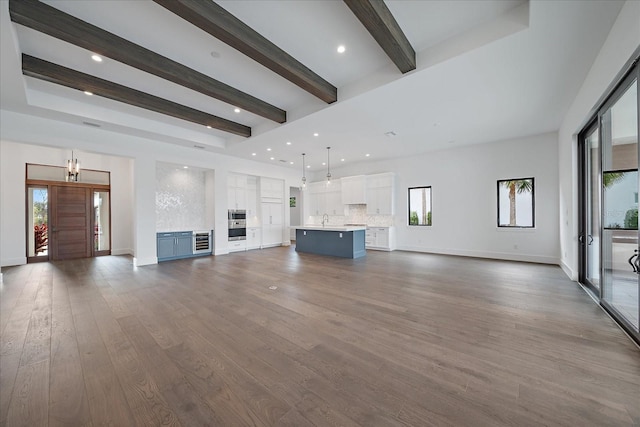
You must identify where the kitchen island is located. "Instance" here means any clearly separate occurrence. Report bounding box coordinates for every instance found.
[294,225,366,259]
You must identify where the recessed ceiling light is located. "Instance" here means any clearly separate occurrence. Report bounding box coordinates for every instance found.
[313,133,319,137]
[91,54,102,62]
[307,165,311,169]
[286,141,291,145]
[341,158,345,162]
[365,153,370,157]
[289,161,294,165]
[270,157,275,160]
[322,162,326,166]
[206,125,211,129]
[251,152,256,156]
[234,107,241,113]
[183,166,188,169]
[210,51,221,58]
[83,91,93,96]
[337,45,346,54]
[267,148,272,151]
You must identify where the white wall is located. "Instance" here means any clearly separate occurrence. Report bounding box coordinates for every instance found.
[558,0,640,279]
[0,109,302,265]
[322,133,560,264]
[0,140,133,266]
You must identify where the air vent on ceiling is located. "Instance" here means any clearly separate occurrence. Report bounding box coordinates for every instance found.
[384,131,397,137]
[193,145,205,149]
[82,121,101,127]
[279,159,287,163]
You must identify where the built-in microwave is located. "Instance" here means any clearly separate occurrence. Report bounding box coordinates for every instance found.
[228,209,246,220]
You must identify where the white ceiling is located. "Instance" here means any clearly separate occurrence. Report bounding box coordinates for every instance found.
[0,0,626,171]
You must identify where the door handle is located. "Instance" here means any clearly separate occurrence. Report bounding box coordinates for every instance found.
[587,235,593,245]
[578,235,584,244]
[629,249,639,273]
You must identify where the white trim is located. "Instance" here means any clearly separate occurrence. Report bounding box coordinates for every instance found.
[560,259,577,281]
[133,256,157,267]
[397,245,559,265]
[112,248,134,256]
[1,257,27,267]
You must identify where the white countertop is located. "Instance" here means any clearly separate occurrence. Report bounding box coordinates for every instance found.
[294,225,367,232]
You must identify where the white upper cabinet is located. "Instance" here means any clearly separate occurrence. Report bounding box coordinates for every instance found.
[307,180,343,216]
[228,173,247,210]
[261,177,284,202]
[366,173,395,215]
[246,175,258,221]
[341,175,367,205]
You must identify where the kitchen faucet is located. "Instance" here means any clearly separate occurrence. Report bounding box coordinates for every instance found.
[322,213,329,227]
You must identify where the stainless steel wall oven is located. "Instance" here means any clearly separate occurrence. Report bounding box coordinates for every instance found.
[228,210,247,241]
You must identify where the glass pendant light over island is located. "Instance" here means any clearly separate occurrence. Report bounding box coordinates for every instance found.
[326,146,331,185]
[301,153,307,189]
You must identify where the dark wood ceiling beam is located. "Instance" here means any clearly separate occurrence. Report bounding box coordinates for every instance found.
[9,0,285,123]
[343,0,415,73]
[22,54,251,137]
[153,0,337,104]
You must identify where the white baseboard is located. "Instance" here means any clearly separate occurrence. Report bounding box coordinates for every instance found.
[397,245,559,265]
[560,259,577,281]
[1,257,27,267]
[112,248,134,256]
[133,256,157,267]
[215,248,229,256]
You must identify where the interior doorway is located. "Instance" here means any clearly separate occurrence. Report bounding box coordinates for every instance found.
[26,164,111,263]
[290,186,302,241]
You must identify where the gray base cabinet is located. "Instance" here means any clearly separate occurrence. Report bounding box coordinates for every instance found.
[157,231,203,262]
[295,229,366,259]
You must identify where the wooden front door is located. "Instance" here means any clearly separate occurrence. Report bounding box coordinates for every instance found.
[50,185,92,260]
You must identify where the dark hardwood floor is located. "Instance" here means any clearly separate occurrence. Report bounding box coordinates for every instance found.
[1,247,639,426]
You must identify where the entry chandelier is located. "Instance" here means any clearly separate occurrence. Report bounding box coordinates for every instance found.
[66,150,80,182]
[326,146,332,184]
[301,152,307,189]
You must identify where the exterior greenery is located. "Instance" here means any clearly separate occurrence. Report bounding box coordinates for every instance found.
[624,208,638,229]
[408,186,432,226]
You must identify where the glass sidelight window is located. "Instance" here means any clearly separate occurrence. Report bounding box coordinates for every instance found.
[27,187,48,259]
[93,191,110,253]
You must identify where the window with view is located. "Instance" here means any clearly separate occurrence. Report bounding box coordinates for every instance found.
[408,186,432,226]
[497,178,534,228]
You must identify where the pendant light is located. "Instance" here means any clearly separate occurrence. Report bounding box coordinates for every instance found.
[326,146,331,185]
[66,150,80,182]
[301,153,307,189]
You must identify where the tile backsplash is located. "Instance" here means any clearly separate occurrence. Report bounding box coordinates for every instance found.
[307,204,394,227]
[156,163,206,232]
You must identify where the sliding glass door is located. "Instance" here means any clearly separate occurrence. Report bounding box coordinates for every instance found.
[579,62,639,344]
[579,122,601,294]
[601,76,638,333]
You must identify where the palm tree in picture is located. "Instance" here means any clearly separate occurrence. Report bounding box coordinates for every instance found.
[502,179,532,226]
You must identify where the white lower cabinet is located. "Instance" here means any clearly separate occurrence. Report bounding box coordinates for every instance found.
[365,227,395,251]
[262,202,283,247]
[246,227,261,250]
[228,240,246,253]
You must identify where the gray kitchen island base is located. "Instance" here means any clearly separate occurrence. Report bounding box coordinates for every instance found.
[295,228,366,259]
